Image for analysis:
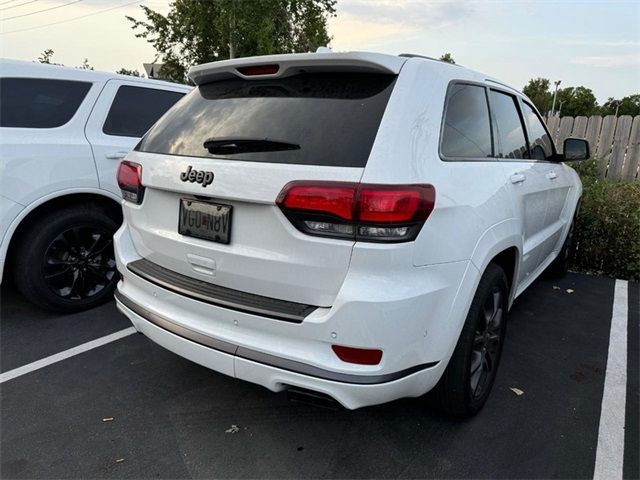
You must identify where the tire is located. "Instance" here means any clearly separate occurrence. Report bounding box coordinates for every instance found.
[435,263,509,417]
[545,217,576,279]
[12,206,119,313]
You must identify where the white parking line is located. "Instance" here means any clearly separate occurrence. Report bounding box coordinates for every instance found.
[0,327,137,384]
[593,279,628,480]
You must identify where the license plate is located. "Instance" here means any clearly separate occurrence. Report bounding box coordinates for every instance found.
[179,199,232,244]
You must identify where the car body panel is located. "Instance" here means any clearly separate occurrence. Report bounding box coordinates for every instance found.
[0,58,190,284]
[113,51,583,408]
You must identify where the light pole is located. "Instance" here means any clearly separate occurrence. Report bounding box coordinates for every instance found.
[551,80,561,116]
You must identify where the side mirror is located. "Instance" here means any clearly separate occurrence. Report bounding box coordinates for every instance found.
[563,138,590,161]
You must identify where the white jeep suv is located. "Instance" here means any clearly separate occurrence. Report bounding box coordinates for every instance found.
[0,59,190,312]
[113,52,588,416]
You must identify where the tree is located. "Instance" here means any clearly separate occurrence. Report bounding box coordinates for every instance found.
[439,53,455,64]
[126,0,336,83]
[556,86,597,117]
[116,68,143,77]
[522,77,552,115]
[600,95,640,116]
[78,58,94,70]
[37,49,55,64]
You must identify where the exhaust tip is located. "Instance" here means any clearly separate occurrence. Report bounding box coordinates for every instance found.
[287,387,341,410]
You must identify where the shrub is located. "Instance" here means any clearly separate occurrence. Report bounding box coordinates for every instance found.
[570,158,640,281]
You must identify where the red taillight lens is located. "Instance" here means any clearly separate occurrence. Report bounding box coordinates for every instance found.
[276,181,435,243]
[277,182,357,221]
[358,186,433,223]
[237,64,279,76]
[332,345,383,365]
[117,160,144,204]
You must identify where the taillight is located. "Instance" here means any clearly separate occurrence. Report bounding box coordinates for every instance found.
[332,345,383,365]
[117,161,144,204]
[276,181,435,243]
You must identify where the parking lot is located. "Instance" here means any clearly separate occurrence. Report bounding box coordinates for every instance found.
[1,272,638,479]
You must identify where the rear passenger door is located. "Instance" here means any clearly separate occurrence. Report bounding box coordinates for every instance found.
[489,89,550,285]
[520,101,573,262]
[85,79,186,197]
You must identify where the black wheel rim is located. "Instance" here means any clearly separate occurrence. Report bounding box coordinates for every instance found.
[470,287,504,400]
[42,226,116,301]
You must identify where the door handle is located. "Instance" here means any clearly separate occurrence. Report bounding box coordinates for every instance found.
[510,173,526,184]
[546,170,558,180]
[105,151,128,160]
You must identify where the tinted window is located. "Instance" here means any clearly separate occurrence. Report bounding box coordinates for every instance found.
[441,83,492,159]
[0,78,91,128]
[103,85,185,137]
[136,73,397,167]
[522,102,554,160]
[489,90,528,159]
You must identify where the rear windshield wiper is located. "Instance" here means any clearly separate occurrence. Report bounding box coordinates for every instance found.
[203,137,300,155]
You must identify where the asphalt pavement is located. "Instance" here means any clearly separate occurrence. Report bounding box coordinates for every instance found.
[1,272,638,479]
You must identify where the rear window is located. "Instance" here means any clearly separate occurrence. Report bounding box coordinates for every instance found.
[135,72,397,167]
[103,85,185,138]
[489,90,529,159]
[0,78,91,128]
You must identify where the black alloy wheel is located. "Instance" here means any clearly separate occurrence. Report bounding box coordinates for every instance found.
[42,226,116,300]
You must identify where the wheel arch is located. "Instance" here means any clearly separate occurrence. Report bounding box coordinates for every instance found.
[1,189,122,284]
[469,218,522,308]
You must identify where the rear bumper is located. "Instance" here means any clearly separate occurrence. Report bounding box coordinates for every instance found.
[114,223,479,408]
[116,291,442,409]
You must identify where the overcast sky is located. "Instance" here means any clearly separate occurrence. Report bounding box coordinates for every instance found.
[1,0,638,102]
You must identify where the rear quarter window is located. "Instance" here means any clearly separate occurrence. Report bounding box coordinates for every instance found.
[0,78,91,128]
[135,72,397,167]
[103,85,186,138]
[440,83,493,159]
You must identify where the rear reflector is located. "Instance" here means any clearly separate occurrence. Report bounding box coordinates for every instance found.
[237,64,279,76]
[332,345,383,365]
[117,160,144,204]
[276,181,435,242]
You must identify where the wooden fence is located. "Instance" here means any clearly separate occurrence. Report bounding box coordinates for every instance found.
[545,114,640,182]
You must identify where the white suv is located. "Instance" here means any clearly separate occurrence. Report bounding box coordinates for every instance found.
[113,52,588,416]
[0,59,190,312]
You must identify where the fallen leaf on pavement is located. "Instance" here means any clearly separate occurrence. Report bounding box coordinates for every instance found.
[566,289,574,294]
[509,387,524,396]
[225,425,240,434]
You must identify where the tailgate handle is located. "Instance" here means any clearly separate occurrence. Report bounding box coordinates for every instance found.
[187,254,216,276]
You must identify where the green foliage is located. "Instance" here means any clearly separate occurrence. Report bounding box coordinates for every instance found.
[37,49,55,64]
[556,86,598,117]
[523,77,552,115]
[599,95,640,116]
[78,58,94,70]
[570,159,640,281]
[126,0,336,83]
[116,68,142,77]
[439,53,455,64]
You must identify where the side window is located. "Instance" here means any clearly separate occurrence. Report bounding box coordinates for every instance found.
[103,85,185,138]
[522,102,555,160]
[0,78,91,128]
[441,83,492,159]
[489,90,529,159]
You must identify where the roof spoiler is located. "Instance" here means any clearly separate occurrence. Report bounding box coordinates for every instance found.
[188,51,406,86]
